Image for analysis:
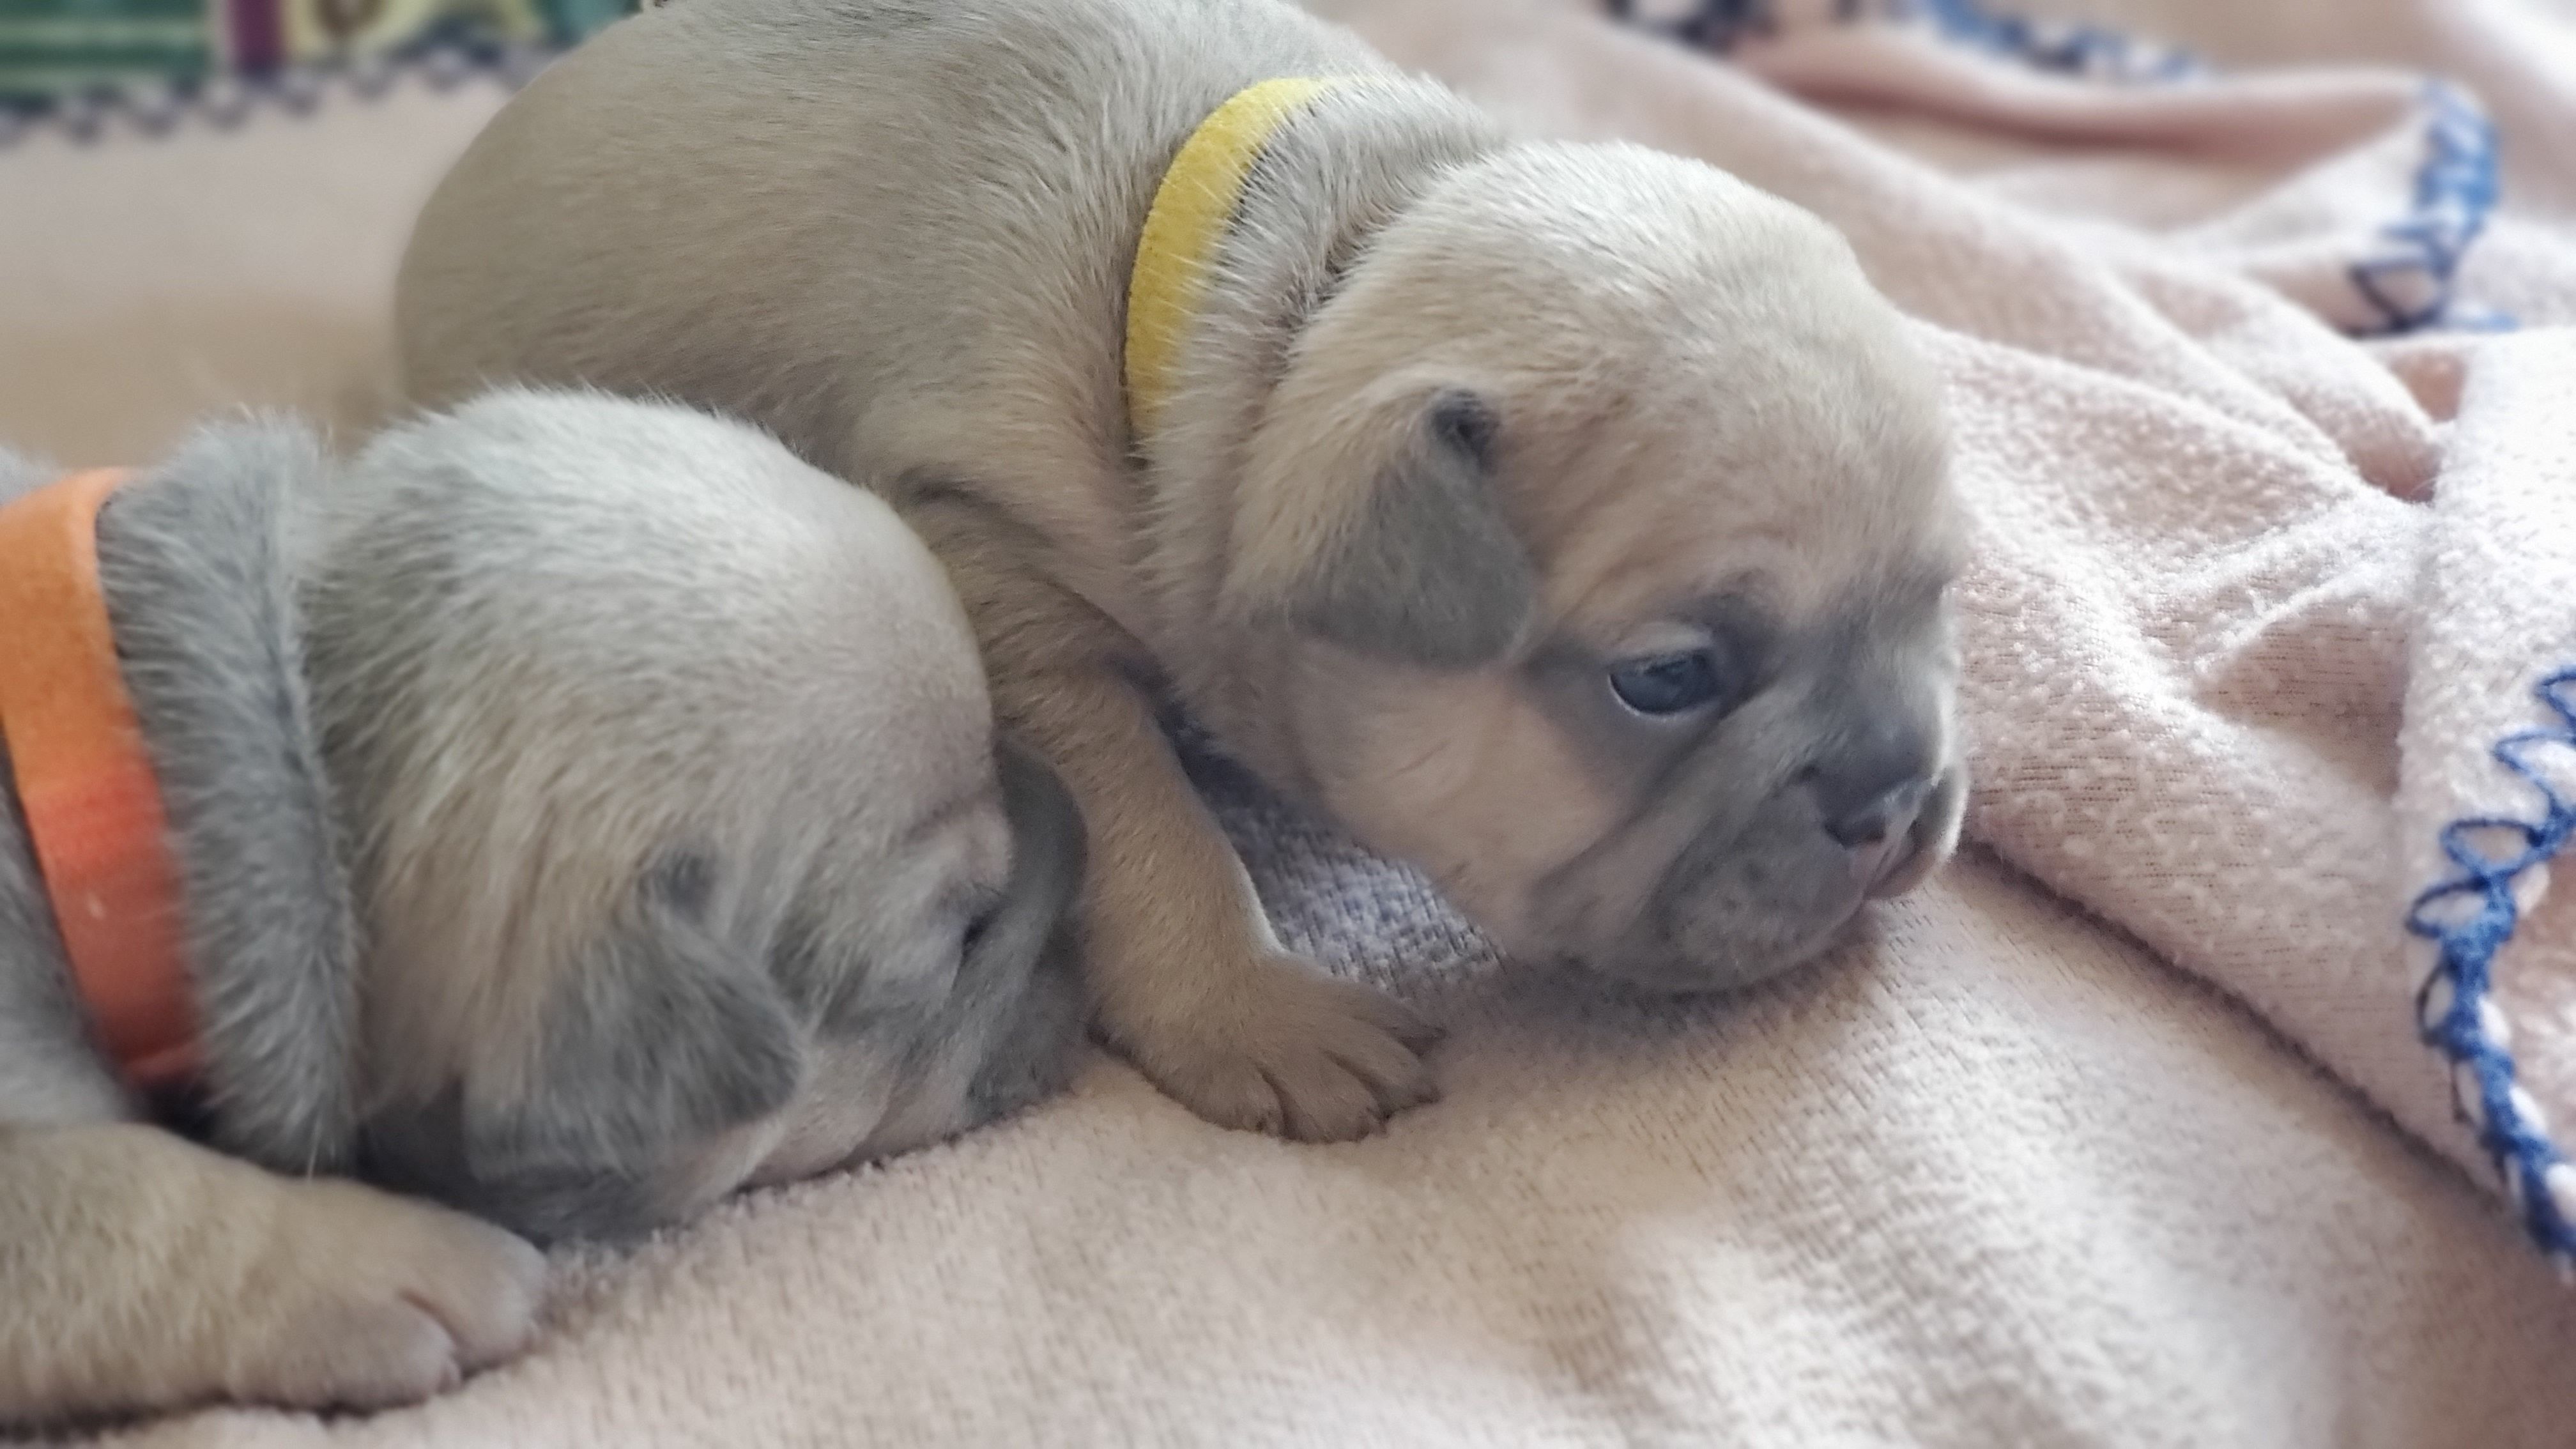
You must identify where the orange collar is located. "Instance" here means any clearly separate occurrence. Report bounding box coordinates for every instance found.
[0,468,201,1092]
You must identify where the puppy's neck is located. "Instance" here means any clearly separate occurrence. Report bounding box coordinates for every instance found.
[1130,78,1503,772]
[0,431,364,1173]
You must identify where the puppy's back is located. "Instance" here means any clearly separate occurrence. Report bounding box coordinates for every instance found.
[395,0,1391,482]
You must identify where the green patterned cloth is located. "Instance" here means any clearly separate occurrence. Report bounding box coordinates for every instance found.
[1,0,207,101]
[0,0,632,110]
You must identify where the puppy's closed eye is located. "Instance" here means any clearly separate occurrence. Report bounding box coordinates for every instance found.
[645,847,717,919]
[957,896,1004,959]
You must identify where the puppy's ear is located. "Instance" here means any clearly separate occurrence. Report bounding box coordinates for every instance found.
[977,739,1087,973]
[479,852,804,1180]
[367,850,806,1240]
[959,740,1090,1119]
[1284,389,1537,670]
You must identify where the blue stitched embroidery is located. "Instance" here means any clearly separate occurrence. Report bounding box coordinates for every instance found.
[2349,80,2506,337]
[2410,668,2576,1266]
[1601,1,2506,336]
[1905,0,2200,80]
[1604,0,1778,53]
[1609,0,2203,75]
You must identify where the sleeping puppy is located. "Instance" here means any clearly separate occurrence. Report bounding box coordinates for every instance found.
[0,389,1085,1426]
[395,0,1966,1144]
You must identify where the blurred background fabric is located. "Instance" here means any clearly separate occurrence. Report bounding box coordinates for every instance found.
[0,0,631,137]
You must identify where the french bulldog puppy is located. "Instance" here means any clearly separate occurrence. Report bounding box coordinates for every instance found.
[394,0,1967,1144]
[0,388,1085,1426]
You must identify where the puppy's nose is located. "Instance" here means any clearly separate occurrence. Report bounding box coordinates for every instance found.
[1825,775,1928,851]
[1828,775,1930,894]
[1813,724,1935,893]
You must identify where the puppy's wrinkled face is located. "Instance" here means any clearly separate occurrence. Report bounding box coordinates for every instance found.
[360,740,1089,1245]
[728,742,1090,1196]
[1234,142,1964,994]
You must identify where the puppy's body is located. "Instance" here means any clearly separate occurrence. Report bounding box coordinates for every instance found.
[0,390,1084,1425]
[400,0,1968,1142]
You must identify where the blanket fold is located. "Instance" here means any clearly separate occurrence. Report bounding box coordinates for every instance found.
[2402,331,2576,1262]
[1476,0,2576,1267]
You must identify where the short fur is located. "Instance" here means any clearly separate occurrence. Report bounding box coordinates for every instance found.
[93,423,362,1173]
[395,0,1968,1144]
[0,390,1087,1425]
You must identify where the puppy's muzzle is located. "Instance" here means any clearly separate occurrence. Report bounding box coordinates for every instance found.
[1807,729,1941,900]
[1570,701,1961,997]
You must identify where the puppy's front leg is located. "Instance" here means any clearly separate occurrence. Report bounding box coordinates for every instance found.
[0,1123,546,1427]
[1008,667,1439,1142]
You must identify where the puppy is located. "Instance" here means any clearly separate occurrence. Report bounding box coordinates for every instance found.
[0,389,1085,1426]
[394,0,1967,1144]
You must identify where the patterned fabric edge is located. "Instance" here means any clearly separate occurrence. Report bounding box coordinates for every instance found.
[0,36,555,152]
[2410,668,2576,1273]
[1600,0,2510,337]
[2350,79,2510,337]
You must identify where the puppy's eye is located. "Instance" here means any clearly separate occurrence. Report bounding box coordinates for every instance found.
[1608,649,1727,717]
[959,905,998,960]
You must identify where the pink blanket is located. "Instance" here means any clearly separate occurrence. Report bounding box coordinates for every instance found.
[1331,0,2576,1268]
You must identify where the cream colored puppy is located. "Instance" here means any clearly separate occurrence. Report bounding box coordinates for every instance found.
[397,0,1966,1143]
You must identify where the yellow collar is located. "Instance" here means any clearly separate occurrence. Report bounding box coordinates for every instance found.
[1124,77,1347,445]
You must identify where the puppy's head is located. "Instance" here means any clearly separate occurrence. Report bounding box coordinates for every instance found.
[319,392,1087,1241]
[357,735,1086,1243]
[1220,142,1963,994]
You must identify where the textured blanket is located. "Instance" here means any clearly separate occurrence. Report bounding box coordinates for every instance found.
[13,0,2576,1444]
[1506,0,2576,1266]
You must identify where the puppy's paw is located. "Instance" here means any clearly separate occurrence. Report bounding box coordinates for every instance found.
[1121,958,1441,1143]
[231,1182,548,1412]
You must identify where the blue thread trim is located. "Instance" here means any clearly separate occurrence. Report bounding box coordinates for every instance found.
[1602,2,2506,337]
[1907,0,2201,80]
[2450,306,2523,333]
[1604,0,2200,77]
[2349,79,2506,337]
[1602,0,2200,77]
[1604,0,1777,53]
[2409,667,2576,1264]
[0,33,549,151]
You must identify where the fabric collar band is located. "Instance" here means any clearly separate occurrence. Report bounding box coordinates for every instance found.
[1124,76,1348,445]
[0,466,201,1092]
